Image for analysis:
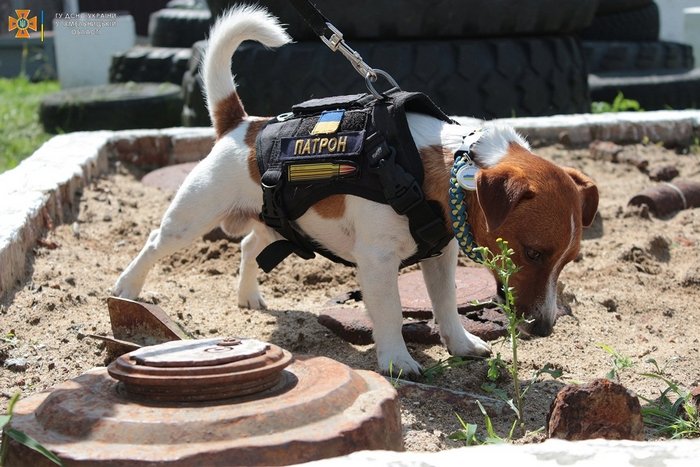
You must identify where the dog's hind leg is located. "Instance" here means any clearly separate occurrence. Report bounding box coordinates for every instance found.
[420,239,491,358]
[113,205,224,300]
[113,143,254,299]
[237,221,276,309]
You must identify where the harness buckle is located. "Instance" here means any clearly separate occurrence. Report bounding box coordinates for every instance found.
[369,146,424,215]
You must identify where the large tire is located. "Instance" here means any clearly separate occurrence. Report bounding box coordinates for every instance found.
[207,0,599,40]
[183,36,589,125]
[596,0,653,15]
[589,69,700,110]
[40,83,184,133]
[582,2,660,41]
[110,46,192,84]
[583,41,694,73]
[149,8,212,47]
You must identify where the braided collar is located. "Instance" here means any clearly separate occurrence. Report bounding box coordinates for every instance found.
[448,130,484,263]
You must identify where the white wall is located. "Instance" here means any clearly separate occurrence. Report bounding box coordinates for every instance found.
[656,0,700,43]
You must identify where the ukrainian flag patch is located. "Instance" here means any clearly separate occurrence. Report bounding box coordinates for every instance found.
[311,110,344,135]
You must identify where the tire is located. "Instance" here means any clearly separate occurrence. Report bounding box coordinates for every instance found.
[589,69,700,110]
[110,46,192,84]
[40,83,184,133]
[583,41,694,73]
[582,2,660,41]
[149,8,212,47]
[206,0,599,40]
[596,0,653,15]
[183,36,589,124]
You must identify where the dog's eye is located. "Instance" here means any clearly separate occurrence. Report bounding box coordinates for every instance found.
[525,248,542,262]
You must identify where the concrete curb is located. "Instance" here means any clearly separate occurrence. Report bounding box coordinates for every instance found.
[0,128,215,299]
[296,439,700,466]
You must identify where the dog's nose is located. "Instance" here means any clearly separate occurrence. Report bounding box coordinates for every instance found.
[525,320,554,338]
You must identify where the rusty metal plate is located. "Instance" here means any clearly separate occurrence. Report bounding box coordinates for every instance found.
[398,267,497,315]
[129,338,267,367]
[318,266,506,344]
[7,356,402,466]
[108,339,293,402]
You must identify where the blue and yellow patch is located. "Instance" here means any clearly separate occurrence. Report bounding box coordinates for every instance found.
[311,110,344,135]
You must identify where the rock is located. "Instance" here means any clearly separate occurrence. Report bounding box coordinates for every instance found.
[5,357,29,372]
[547,379,644,441]
[648,164,679,182]
[589,140,622,161]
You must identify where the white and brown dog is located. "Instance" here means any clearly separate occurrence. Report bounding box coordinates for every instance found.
[114,6,599,377]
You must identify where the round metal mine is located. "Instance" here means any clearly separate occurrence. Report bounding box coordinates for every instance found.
[6,339,402,466]
[108,338,292,401]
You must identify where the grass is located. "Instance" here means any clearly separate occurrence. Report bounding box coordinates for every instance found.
[0,76,59,174]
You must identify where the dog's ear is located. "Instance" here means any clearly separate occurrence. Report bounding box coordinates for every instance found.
[475,165,533,232]
[563,167,599,227]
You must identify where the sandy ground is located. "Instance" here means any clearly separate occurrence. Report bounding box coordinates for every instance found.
[1,141,699,451]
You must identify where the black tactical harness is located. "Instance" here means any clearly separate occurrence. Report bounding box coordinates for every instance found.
[255,88,455,273]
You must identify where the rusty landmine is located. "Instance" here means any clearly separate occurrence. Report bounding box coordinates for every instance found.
[108,338,294,402]
[7,347,402,466]
[318,267,509,344]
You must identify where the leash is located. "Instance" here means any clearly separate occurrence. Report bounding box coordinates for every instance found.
[288,0,399,99]
[449,130,485,263]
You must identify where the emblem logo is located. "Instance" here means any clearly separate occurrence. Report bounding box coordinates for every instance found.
[8,9,37,39]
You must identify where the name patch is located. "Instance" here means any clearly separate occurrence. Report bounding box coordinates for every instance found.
[280,131,364,160]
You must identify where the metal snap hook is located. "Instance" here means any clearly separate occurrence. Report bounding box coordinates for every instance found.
[365,69,400,99]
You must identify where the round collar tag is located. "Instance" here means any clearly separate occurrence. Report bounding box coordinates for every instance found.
[456,164,478,191]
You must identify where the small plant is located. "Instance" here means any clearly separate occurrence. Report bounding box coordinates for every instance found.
[591,91,643,113]
[388,360,403,388]
[475,238,528,436]
[450,239,562,445]
[640,359,700,439]
[0,393,63,465]
[598,343,634,381]
[422,356,470,383]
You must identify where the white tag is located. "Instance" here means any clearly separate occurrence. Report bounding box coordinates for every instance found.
[456,164,478,191]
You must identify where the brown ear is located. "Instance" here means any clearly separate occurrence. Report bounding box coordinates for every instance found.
[563,167,599,227]
[475,165,533,232]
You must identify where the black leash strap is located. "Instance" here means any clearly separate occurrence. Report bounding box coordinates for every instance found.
[287,0,399,98]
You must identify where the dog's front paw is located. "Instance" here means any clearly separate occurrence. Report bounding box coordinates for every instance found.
[112,275,141,300]
[444,330,492,358]
[237,291,267,310]
[378,349,423,380]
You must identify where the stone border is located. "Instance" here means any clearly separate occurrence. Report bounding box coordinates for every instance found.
[296,438,700,466]
[0,128,215,298]
[2,110,700,299]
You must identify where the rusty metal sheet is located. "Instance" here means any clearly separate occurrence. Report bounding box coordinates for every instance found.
[108,296,188,346]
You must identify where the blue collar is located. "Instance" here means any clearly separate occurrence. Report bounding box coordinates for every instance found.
[449,131,484,263]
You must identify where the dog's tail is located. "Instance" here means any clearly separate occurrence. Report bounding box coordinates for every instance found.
[202,5,292,137]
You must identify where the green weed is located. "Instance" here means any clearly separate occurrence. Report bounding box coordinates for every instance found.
[450,239,562,444]
[0,393,63,465]
[591,91,643,113]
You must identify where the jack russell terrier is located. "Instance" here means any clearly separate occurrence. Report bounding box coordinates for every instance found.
[114,6,599,377]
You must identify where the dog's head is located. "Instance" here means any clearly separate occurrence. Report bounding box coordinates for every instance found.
[471,139,598,337]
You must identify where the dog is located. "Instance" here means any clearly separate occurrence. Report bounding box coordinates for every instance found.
[113,6,599,377]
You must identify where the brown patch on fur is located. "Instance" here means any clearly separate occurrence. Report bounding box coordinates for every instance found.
[420,145,454,232]
[245,119,270,184]
[311,195,346,219]
[214,92,247,138]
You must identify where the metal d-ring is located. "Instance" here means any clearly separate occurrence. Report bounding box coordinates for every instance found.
[365,69,400,99]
